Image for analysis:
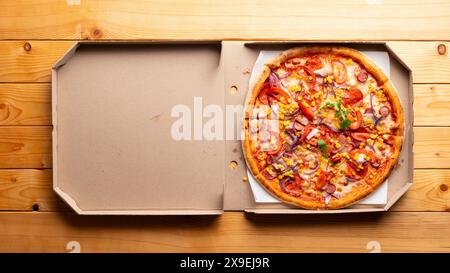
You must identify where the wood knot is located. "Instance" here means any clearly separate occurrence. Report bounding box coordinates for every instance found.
[23,42,32,52]
[91,28,103,38]
[437,44,446,55]
[0,103,5,109]
[440,184,448,192]
[32,204,40,211]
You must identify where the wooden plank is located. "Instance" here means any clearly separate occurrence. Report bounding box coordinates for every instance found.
[393,169,450,212]
[388,42,450,83]
[414,127,450,169]
[0,126,447,169]
[414,84,450,126]
[0,169,447,212]
[0,84,51,125]
[1,83,449,126]
[0,126,447,168]
[0,41,74,82]
[0,126,51,168]
[1,41,449,83]
[1,0,450,41]
[0,211,448,252]
[0,169,66,211]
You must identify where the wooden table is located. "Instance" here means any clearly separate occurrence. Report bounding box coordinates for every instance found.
[0,0,449,253]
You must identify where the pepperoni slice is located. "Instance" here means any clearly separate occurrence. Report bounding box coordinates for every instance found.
[342,87,363,107]
[332,60,348,84]
[326,183,336,194]
[379,106,390,117]
[357,70,368,82]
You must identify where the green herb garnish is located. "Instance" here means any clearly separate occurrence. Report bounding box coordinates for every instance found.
[340,119,351,130]
[336,99,351,130]
[320,99,351,130]
[318,139,327,152]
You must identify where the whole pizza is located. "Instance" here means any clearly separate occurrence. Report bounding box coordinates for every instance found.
[243,46,404,209]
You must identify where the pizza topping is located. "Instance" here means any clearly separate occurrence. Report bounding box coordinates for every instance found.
[298,151,320,175]
[379,106,390,117]
[306,127,320,140]
[326,183,336,194]
[355,67,369,82]
[342,87,363,107]
[331,60,347,84]
[298,101,315,120]
[305,56,324,71]
[269,71,282,89]
[317,139,327,153]
[248,49,402,205]
[347,109,363,130]
[284,58,303,69]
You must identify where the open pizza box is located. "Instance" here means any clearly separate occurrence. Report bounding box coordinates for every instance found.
[52,41,413,215]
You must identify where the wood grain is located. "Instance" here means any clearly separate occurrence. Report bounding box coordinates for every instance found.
[0,126,447,169]
[388,42,450,83]
[414,127,450,169]
[1,83,449,126]
[0,169,66,211]
[0,0,449,254]
[1,0,450,41]
[0,41,74,82]
[414,84,450,126]
[0,169,447,212]
[0,212,448,252]
[0,41,450,83]
[0,84,51,125]
[393,170,450,212]
[0,126,51,168]
[1,41,449,83]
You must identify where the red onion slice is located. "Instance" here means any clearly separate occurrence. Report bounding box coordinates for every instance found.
[306,128,319,140]
[332,192,341,199]
[325,194,331,205]
[269,71,282,88]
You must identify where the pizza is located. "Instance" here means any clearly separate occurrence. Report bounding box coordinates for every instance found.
[243,46,404,209]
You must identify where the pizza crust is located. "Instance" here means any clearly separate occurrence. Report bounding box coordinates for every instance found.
[242,46,404,210]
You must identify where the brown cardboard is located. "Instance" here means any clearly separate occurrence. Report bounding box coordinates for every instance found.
[53,41,413,215]
[53,42,225,215]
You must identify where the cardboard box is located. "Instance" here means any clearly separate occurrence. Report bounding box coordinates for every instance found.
[52,41,413,215]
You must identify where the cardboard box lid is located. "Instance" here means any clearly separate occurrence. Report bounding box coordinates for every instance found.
[53,42,225,215]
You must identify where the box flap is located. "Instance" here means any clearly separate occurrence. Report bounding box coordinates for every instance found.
[53,43,225,214]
